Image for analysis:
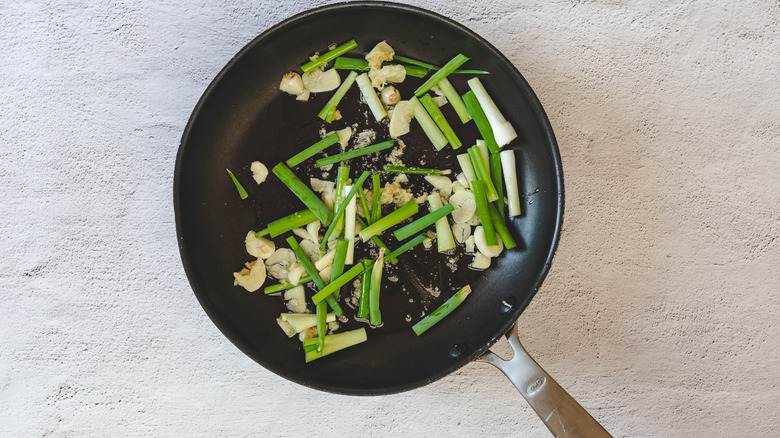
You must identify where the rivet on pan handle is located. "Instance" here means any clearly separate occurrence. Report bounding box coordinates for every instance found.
[476,322,612,438]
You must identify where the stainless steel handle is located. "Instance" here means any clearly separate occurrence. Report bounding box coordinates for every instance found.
[476,322,611,438]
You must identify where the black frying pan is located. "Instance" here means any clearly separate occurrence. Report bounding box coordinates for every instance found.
[175,2,609,435]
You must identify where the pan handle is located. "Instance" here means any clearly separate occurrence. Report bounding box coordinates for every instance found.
[476,322,611,437]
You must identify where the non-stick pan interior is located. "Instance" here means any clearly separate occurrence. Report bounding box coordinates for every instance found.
[175,2,562,395]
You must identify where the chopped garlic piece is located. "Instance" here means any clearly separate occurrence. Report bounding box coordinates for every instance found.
[380,86,401,105]
[302,68,341,93]
[233,260,267,292]
[336,127,353,147]
[295,89,310,101]
[452,223,471,244]
[474,226,504,257]
[284,286,307,313]
[365,41,394,69]
[465,235,475,253]
[250,161,268,184]
[369,65,406,88]
[265,248,296,280]
[471,252,491,270]
[310,178,335,193]
[276,318,297,338]
[424,175,453,199]
[449,190,477,224]
[245,231,275,259]
[279,72,304,95]
[388,100,414,138]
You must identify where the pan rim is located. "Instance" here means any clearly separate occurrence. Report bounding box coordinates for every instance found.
[174,0,564,395]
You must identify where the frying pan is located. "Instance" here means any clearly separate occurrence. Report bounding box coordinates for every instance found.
[175,2,609,436]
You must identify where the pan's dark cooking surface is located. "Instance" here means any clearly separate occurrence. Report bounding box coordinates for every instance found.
[175,2,562,395]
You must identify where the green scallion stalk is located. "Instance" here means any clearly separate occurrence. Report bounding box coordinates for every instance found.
[263,209,317,238]
[357,269,371,319]
[315,140,395,168]
[330,165,350,239]
[414,53,469,97]
[419,93,462,149]
[467,77,517,147]
[318,70,358,123]
[280,312,336,334]
[391,54,488,74]
[303,328,367,362]
[355,73,387,122]
[357,187,372,225]
[226,169,248,199]
[462,91,500,154]
[470,180,497,246]
[329,238,349,302]
[427,193,456,253]
[320,171,371,250]
[358,201,418,242]
[393,204,454,241]
[333,57,427,78]
[286,133,340,168]
[355,216,395,263]
[342,184,358,264]
[412,285,472,335]
[467,146,499,202]
[475,140,490,169]
[369,249,385,326]
[272,163,332,225]
[489,203,517,250]
[316,301,327,353]
[385,234,426,261]
[411,96,448,150]
[456,153,477,190]
[286,236,343,317]
[382,165,449,175]
[371,174,382,224]
[312,260,371,304]
[264,276,312,294]
[437,77,471,123]
[301,40,358,73]
[500,149,522,217]
[489,152,505,217]
[452,69,490,75]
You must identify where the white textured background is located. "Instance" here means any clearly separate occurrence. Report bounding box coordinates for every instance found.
[1,1,778,436]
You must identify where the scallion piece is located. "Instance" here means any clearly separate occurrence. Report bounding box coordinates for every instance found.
[427,193,456,253]
[357,186,372,225]
[357,269,371,320]
[500,149,522,217]
[226,169,248,200]
[489,203,517,250]
[342,184,358,264]
[264,276,312,294]
[356,216,396,263]
[330,165,350,238]
[385,233,426,262]
[355,73,387,122]
[467,77,517,147]
[286,133,340,168]
[462,90,500,154]
[470,180,497,246]
[318,70,358,123]
[437,77,471,123]
[393,204,454,241]
[456,153,477,190]
[280,312,336,333]
[371,174,382,224]
[263,209,317,238]
[414,53,469,97]
[412,285,472,335]
[419,93,462,149]
[369,248,385,326]
[315,140,395,167]
[303,328,367,362]
[315,301,327,353]
[312,260,371,304]
[392,55,488,74]
[333,57,427,78]
[382,165,450,175]
[330,238,349,303]
[286,236,343,317]
[467,146,499,202]
[489,152,505,217]
[411,96,448,150]
[301,40,358,73]
[320,171,371,250]
[272,163,332,225]
[358,201,418,242]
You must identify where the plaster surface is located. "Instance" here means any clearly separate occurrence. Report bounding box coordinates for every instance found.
[1,1,777,437]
